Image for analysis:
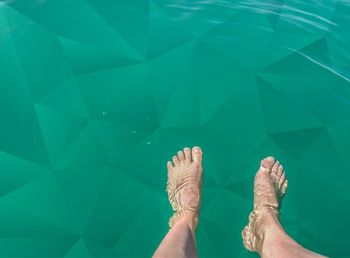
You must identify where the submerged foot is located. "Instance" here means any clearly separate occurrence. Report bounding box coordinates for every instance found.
[242,156,288,253]
[166,146,203,231]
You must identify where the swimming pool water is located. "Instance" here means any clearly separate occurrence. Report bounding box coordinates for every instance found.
[0,0,350,257]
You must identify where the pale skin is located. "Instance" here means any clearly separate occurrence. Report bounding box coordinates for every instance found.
[153,146,202,258]
[153,147,327,258]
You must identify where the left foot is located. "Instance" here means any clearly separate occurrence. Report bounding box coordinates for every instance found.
[166,146,203,231]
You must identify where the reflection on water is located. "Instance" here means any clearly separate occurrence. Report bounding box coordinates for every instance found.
[0,0,349,82]
[153,0,349,80]
[161,0,337,31]
[1,0,349,78]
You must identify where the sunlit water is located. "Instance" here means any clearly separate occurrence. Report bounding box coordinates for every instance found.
[0,0,350,257]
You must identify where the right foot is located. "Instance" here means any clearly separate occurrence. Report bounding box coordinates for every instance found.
[166,146,203,231]
[242,156,288,253]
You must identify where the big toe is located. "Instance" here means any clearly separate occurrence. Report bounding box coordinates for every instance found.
[260,156,275,172]
[192,146,202,164]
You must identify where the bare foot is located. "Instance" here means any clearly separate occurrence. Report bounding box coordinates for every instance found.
[242,156,288,253]
[166,146,203,231]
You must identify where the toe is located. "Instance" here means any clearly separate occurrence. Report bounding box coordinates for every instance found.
[271,160,279,176]
[191,146,202,164]
[260,156,275,171]
[242,227,247,238]
[281,180,288,194]
[242,227,253,251]
[172,155,180,166]
[277,165,283,177]
[167,161,174,172]
[278,173,286,189]
[184,147,191,162]
[242,226,249,240]
[177,150,185,161]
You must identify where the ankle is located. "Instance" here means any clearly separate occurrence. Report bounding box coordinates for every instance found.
[259,221,293,257]
[256,212,285,254]
[179,211,199,232]
[252,208,279,235]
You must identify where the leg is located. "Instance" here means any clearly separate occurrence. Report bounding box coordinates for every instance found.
[242,156,327,258]
[260,215,325,258]
[153,146,203,258]
[153,212,198,258]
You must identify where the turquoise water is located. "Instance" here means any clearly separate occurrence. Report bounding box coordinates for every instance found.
[0,0,350,257]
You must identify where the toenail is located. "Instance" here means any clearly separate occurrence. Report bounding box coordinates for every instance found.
[266,156,275,162]
[193,146,201,152]
[262,156,274,168]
